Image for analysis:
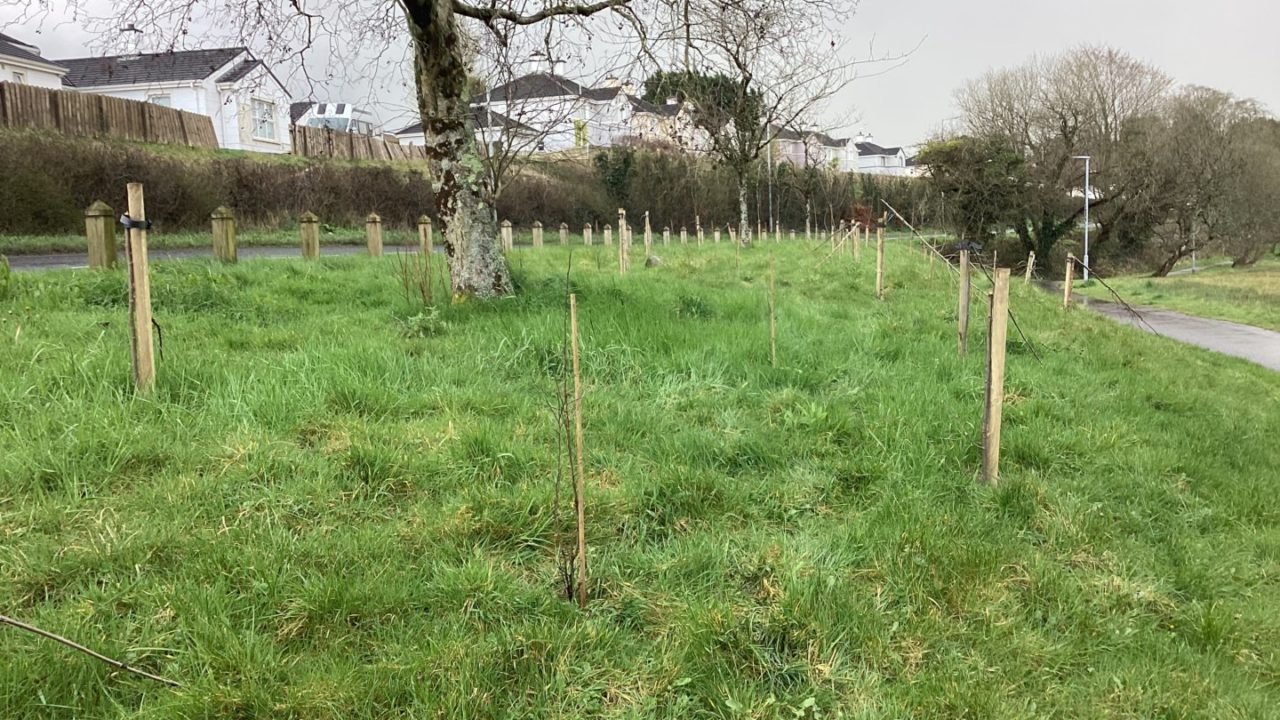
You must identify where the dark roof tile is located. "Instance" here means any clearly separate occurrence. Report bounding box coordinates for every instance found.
[57,47,246,88]
[0,32,65,70]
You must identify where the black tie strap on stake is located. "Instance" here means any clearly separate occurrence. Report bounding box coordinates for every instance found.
[119,214,153,231]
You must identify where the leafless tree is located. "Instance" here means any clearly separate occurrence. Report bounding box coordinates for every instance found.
[955,46,1171,259]
[639,0,869,244]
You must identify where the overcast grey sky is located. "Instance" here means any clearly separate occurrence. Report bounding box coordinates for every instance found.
[3,0,1277,147]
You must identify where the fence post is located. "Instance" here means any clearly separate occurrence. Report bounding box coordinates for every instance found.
[875,225,886,300]
[560,222,568,246]
[501,219,513,251]
[789,229,795,242]
[730,227,737,246]
[365,212,383,257]
[853,223,862,262]
[696,217,703,246]
[569,293,588,609]
[124,183,155,394]
[1063,255,1075,309]
[532,220,544,249]
[982,268,1012,486]
[768,257,777,367]
[714,228,721,244]
[84,200,117,269]
[603,224,612,246]
[644,212,652,252]
[584,224,592,246]
[663,226,670,246]
[958,249,971,355]
[300,211,320,259]
[680,226,687,245]
[419,215,434,255]
[211,206,237,263]
[1024,251,1036,284]
[617,210,627,275]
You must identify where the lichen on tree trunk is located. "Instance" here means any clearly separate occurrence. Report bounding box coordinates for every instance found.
[403,0,512,299]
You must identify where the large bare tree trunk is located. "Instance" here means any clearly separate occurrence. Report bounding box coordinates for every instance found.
[404,0,512,299]
[737,176,750,246]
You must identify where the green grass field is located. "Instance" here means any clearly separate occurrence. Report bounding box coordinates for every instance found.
[2,240,1278,718]
[1078,258,1280,331]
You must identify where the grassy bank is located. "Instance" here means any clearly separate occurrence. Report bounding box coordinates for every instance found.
[2,240,1278,718]
[1078,258,1280,331]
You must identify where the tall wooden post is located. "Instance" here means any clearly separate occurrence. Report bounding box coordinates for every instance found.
[1024,251,1036,284]
[569,293,588,609]
[1063,256,1075,308]
[768,257,778,368]
[560,222,569,246]
[617,208,626,247]
[124,183,155,394]
[211,206,237,263]
[958,249,971,356]
[300,211,320,259]
[853,223,862,262]
[583,225,592,246]
[644,212,652,252]
[875,226,886,300]
[532,220,544,249]
[982,269,1012,486]
[365,212,383,257]
[84,200,117,269]
[730,227,737,246]
[418,215,434,255]
[696,218,703,246]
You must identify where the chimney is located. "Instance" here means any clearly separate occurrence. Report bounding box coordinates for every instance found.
[602,74,620,88]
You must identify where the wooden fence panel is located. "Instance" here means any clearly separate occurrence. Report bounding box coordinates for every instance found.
[289,123,426,163]
[0,82,217,149]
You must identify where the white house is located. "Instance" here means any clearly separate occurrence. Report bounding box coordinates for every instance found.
[853,138,911,176]
[57,47,292,154]
[290,101,379,136]
[394,105,541,154]
[0,32,67,88]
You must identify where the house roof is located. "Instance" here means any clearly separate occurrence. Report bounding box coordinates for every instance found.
[0,32,66,71]
[395,106,536,136]
[627,95,681,117]
[484,72,590,102]
[855,141,903,157]
[57,47,247,88]
[290,101,313,123]
[215,57,261,84]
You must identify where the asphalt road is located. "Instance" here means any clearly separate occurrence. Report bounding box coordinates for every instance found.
[1076,295,1280,372]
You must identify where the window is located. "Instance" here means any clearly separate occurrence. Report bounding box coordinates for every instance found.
[11,71,25,83]
[147,94,171,107]
[251,99,277,141]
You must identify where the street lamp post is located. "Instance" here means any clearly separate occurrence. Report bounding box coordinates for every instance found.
[1073,155,1091,281]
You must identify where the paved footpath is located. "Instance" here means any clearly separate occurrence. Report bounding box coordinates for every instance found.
[1078,296,1280,372]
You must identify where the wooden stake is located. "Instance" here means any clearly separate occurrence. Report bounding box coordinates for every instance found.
[418,215,434,254]
[644,212,652,252]
[584,225,592,246]
[211,206,237,263]
[560,222,568,246]
[714,228,721,244]
[958,249,971,356]
[768,257,778,367]
[300,211,320,259]
[125,183,155,394]
[603,224,612,246]
[84,200,116,269]
[501,219,513,252]
[680,226,687,245]
[875,226,886,300]
[853,223,862,262]
[569,294,588,609]
[366,212,383,257]
[982,268,1011,486]
[663,226,670,246]
[532,220,544,249]
[1024,251,1036,284]
[1063,256,1075,309]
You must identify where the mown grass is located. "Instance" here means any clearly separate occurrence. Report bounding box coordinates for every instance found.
[1,239,1278,718]
[1078,258,1280,331]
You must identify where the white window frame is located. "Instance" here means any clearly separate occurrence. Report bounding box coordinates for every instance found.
[12,71,26,84]
[147,93,172,107]
[250,97,278,142]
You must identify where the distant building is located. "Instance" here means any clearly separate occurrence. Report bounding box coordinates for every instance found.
[0,32,67,88]
[291,101,379,136]
[852,137,911,176]
[393,105,540,154]
[55,47,291,153]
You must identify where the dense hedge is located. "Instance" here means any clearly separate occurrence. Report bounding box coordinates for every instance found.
[0,130,933,236]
